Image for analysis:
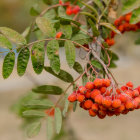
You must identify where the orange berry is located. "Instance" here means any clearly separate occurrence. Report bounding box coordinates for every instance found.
[95,95,103,104]
[77,94,85,102]
[125,90,133,98]
[89,109,96,117]
[114,19,121,26]
[132,90,139,97]
[68,93,77,102]
[56,32,63,38]
[116,88,121,94]
[118,25,124,33]
[98,110,106,116]
[84,100,93,109]
[99,105,107,111]
[66,6,73,15]
[59,0,63,5]
[93,78,103,87]
[102,97,112,107]
[119,94,127,103]
[112,99,121,108]
[105,38,115,46]
[121,86,128,91]
[100,87,107,94]
[91,89,101,99]
[45,108,55,116]
[85,90,91,98]
[125,100,134,110]
[116,104,125,113]
[85,82,94,90]
[72,6,80,14]
[92,103,99,112]
[125,13,132,22]
[98,113,106,119]
[104,90,111,96]
[126,81,133,88]
[78,86,86,94]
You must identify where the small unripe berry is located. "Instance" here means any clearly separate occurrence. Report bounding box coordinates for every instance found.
[112,99,121,108]
[84,100,93,109]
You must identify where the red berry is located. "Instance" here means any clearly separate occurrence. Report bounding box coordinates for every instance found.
[72,6,80,14]
[102,97,112,107]
[68,93,77,102]
[119,94,127,103]
[84,100,93,109]
[100,87,107,94]
[59,0,63,5]
[78,86,86,94]
[93,78,103,87]
[91,89,101,99]
[85,90,91,98]
[92,103,99,112]
[112,99,121,108]
[77,94,85,102]
[89,109,96,117]
[66,6,73,15]
[56,32,63,38]
[85,82,94,90]
[116,104,125,113]
[132,90,139,97]
[45,108,55,116]
[126,81,133,88]
[125,100,134,110]
[125,13,132,22]
[95,95,103,104]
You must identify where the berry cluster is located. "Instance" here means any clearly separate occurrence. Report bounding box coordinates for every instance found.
[68,79,140,119]
[105,13,140,47]
[59,0,80,15]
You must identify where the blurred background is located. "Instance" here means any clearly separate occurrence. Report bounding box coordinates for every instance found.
[0,0,140,140]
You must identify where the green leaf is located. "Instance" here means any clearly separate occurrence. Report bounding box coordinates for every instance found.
[65,40,76,68]
[0,27,26,45]
[47,40,60,74]
[32,85,63,95]
[135,38,140,44]
[78,0,98,16]
[0,34,12,49]
[63,94,69,117]
[44,67,74,83]
[46,117,54,140]
[36,17,56,37]
[17,47,30,76]
[100,23,121,34]
[80,12,97,21]
[22,110,46,118]
[58,7,81,26]
[30,7,40,16]
[60,25,72,39]
[112,52,119,61]
[31,42,45,74]
[109,61,117,68]
[44,9,56,20]
[23,99,54,109]
[82,73,88,86]
[2,52,15,79]
[73,101,77,112]
[55,108,62,134]
[26,121,41,138]
[130,8,140,24]
[72,33,91,45]
[91,60,102,69]
[88,19,99,37]
[92,0,104,11]
[43,0,52,5]
[122,0,140,15]
[73,62,83,74]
